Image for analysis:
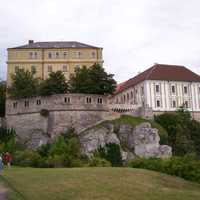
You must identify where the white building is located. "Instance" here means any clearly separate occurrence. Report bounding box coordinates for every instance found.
[113,64,200,120]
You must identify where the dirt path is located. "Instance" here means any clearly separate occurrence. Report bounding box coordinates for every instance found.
[0,182,8,200]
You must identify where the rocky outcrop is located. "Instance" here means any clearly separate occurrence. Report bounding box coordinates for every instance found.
[79,122,172,161]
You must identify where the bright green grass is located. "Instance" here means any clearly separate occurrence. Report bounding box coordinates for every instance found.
[1,167,200,200]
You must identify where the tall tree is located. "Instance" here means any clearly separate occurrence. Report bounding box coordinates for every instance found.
[0,81,6,117]
[39,71,68,96]
[69,63,116,94]
[8,69,39,99]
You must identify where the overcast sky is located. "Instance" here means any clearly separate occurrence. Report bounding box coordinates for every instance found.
[1,0,200,83]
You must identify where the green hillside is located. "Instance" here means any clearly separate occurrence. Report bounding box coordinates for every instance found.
[1,167,200,200]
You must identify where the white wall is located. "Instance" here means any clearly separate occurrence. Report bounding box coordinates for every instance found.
[114,80,200,112]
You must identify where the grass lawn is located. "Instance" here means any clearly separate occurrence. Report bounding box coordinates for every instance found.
[1,167,200,200]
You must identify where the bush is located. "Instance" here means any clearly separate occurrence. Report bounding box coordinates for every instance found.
[13,150,42,167]
[97,143,123,167]
[128,154,200,183]
[0,128,16,153]
[154,109,200,156]
[89,157,111,167]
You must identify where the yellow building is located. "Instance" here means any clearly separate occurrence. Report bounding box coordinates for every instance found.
[7,40,103,85]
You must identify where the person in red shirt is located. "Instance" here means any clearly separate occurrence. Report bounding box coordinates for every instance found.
[3,152,12,168]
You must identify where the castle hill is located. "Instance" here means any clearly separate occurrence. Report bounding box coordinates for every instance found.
[1,1,200,199]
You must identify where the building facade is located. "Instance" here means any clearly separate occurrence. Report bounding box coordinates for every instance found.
[113,64,200,120]
[7,40,103,85]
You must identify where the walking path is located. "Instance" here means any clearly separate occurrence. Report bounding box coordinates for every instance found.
[0,182,7,200]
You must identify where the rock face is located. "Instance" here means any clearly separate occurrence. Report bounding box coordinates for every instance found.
[79,122,172,161]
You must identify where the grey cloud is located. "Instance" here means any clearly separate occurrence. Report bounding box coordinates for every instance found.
[1,0,200,82]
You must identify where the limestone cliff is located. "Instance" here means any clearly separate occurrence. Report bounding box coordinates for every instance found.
[79,117,172,161]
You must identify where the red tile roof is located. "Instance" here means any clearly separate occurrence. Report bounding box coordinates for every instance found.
[116,64,200,93]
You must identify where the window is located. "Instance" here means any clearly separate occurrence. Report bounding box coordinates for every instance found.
[15,66,19,73]
[155,85,160,93]
[48,65,52,72]
[141,86,144,95]
[64,97,70,103]
[184,86,188,94]
[63,65,68,72]
[48,52,52,59]
[63,52,67,58]
[184,101,189,108]
[31,66,36,74]
[131,91,133,98]
[25,101,29,108]
[86,97,92,104]
[56,52,59,58]
[29,52,33,59]
[172,100,176,108]
[77,51,81,58]
[34,52,37,59]
[97,98,103,104]
[92,51,95,58]
[171,85,175,94]
[13,102,18,109]
[156,100,160,107]
[123,95,126,103]
[75,65,80,71]
[127,93,129,100]
[36,99,41,105]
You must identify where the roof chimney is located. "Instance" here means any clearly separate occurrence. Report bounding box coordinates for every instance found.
[28,40,34,44]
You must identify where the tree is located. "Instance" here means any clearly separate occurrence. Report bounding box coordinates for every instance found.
[154,109,200,156]
[69,63,116,94]
[8,69,39,99]
[39,71,68,96]
[0,81,6,117]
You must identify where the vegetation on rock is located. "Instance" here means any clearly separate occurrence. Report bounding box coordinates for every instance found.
[155,109,200,157]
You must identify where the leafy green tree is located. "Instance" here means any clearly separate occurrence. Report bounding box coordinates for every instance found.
[0,81,6,117]
[69,63,116,94]
[154,109,200,156]
[8,69,39,99]
[39,71,68,96]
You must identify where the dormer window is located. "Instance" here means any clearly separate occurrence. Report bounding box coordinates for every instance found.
[64,97,70,103]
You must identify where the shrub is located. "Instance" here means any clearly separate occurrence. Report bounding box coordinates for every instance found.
[0,128,16,153]
[128,154,200,184]
[13,150,42,167]
[97,143,123,167]
[89,157,111,167]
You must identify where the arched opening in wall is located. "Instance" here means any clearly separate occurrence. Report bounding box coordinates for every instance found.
[97,98,103,104]
[25,101,29,108]
[64,97,71,104]
[36,99,41,105]
[86,97,92,104]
